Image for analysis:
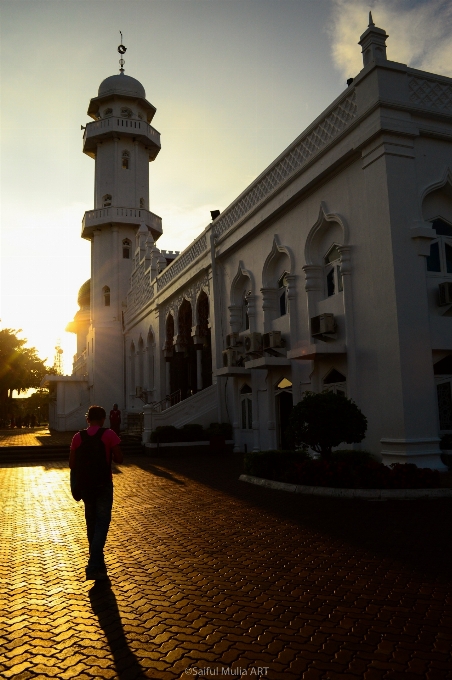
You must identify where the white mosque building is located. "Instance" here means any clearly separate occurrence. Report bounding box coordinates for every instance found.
[43,16,452,468]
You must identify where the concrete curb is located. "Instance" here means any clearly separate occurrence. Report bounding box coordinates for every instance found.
[239,474,452,499]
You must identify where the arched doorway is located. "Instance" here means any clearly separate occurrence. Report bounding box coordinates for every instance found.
[275,377,293,449]
[196,291,212,390]
[434,355,452,432]
[171,300,196,400]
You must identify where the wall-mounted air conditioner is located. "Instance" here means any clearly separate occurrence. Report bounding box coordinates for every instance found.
[262,331,285,350]
[226,332,241,348]
[311,314,336,337]
[222,348,243,368]
[439,282,452,306]
[242,332,262,353]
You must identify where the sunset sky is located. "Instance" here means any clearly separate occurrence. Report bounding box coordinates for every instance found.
[1,0,451,376]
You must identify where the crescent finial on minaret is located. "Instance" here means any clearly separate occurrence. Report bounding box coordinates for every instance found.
[118,31,127,73]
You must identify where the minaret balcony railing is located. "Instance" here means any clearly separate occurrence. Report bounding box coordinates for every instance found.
[73,350,87,375]
[83,117,161,160]
[82,206,163,240]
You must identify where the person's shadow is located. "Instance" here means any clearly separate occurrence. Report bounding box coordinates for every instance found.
[89,580,147,679]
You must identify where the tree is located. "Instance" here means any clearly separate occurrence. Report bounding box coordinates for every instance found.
[288,391,367,458]
[0,329,50,413]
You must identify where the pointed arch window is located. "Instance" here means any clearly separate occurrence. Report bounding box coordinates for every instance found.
[323,369,346,396]
[278,273,289,317]
[324,245,343,297]
[243,292,251,331]
[103,194,112,208]
[426,219,452,274]
[140,198,145,209]
[102,286,110,307]
[122,151,130,170]
[240,384,252,430]
[122,239,131,259]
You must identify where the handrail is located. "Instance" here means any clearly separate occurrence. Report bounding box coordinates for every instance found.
[149,389,182,413]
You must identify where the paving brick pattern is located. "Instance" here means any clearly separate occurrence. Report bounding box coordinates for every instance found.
[1,452,452,679]
[0,429,75,448]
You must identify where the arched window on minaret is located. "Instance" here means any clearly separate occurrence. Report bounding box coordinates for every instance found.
[122,151,130,170]
[140,198,145,209]
[102,286,110,307]
[122,239,131,259]
[103,194,112,207]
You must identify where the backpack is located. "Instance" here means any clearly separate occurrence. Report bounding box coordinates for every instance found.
[70,428,111,502]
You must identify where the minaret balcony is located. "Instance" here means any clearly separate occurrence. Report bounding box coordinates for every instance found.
[82,206,162,240]
[83,117,161,160]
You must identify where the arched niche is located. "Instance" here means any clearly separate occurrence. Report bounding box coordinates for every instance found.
[304,203,348,267]
[196,291,210,339]
[422,171,452,277]
[229,262,255,333]
[261,236,294,329]
[177,300,193,354]
[303,203,349,302]
[422,169,452,225]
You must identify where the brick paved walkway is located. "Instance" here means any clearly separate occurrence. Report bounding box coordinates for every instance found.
[1,453,452,680]
[0,429,75,447]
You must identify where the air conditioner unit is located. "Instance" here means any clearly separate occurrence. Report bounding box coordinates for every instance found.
[135,386,143,396]
[243,332,262,353]
[226,332,241,348]
[262,331,285,350]
[439,282,452,306]
[311,314,336,337]
[222,348,243,368]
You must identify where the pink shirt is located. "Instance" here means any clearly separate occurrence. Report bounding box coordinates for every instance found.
[70,426,121,478]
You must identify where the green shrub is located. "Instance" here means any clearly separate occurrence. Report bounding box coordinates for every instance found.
[292,459,440,489]
[329,449,374,465]
[245,448,440,489]
[150,425,178,443]
[244,449,310,483]
[182,423,205,441]
[206,422,233,439]
[288,391,367,458]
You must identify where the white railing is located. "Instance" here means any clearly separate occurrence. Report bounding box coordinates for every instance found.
[73,350,87,374]
[212,89,357,241]
[82,207,162,233]
[84,117,161,145]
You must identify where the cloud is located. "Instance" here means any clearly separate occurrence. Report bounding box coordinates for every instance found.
[329,0,452,79]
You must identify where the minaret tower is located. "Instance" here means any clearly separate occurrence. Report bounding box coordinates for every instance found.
[82,38,161,409]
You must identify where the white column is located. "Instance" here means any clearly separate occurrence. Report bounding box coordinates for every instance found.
[196,349,203,391]
[165,360,171,396]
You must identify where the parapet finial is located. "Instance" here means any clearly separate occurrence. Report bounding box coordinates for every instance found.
[118,31,127,73]
[368,11,375,27]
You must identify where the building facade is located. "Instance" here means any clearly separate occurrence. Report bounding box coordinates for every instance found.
[44,18,452,468]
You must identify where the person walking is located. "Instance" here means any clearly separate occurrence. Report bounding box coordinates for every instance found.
[109,403,121,435]
[69,405,123,580]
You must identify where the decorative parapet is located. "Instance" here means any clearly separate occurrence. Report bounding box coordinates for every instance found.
[213,90,357,241]
[156,233,208,291]
[125,259,154,323]
[408,76,452,112]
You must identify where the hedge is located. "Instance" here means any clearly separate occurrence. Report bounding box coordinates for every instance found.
[150,422,232,443]
[244,449,440,489]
